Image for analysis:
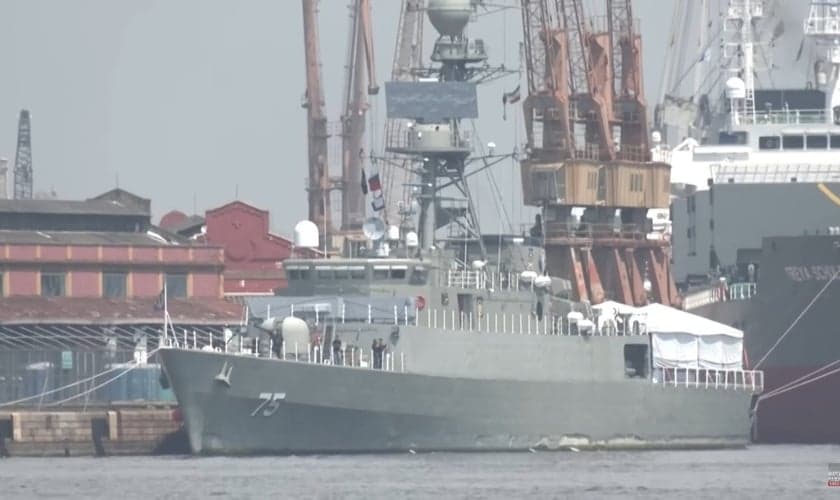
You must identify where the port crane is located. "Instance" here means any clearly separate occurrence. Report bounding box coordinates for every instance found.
[519,0,678,306]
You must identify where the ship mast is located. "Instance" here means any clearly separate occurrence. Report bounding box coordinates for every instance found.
[724,0,761,126]
[385,0,493,260]
[805,0,840,115]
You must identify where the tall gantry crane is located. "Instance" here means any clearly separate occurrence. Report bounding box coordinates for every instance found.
[519,0,677,307]
[302,0,331,247]
[340,0,378,235]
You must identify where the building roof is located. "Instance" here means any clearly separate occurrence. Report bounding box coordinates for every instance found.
[171,215,205,234]
[0,198,149,217]
[0,229,194,247]
[0,297,245,325]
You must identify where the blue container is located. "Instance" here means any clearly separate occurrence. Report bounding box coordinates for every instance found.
[104,363,131,402]
[23,362,54,403]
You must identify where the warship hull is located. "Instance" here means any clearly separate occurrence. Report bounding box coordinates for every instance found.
[161,347,755,455]
[692,234,840,443]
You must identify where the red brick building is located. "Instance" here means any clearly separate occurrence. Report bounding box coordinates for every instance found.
[161,201,320,296]
[0,189,224,299]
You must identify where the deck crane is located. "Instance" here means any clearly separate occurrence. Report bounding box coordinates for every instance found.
[340,0,379,236]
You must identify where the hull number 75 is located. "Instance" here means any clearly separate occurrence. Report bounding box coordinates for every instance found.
[251,392,286,417]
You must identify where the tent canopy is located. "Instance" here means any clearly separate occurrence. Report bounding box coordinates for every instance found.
[637,303,743,339]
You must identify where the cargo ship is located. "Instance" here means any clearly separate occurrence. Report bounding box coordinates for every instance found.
[657,0,840,442]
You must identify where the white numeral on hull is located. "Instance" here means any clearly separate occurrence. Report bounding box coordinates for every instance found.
[251,392,286,417]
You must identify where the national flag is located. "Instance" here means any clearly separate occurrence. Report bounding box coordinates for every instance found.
[502,85,521,105]
[371,193,385,212]
[361,169,369,195]
[368,173,382,193]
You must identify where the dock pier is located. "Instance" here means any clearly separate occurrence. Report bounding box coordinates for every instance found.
[0,405,186,457]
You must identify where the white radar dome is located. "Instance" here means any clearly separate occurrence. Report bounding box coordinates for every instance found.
[280,316,310,346]
[405,231,419,248]
[294,220,319,248]
[725,77,746,99]
[427,0,473,37]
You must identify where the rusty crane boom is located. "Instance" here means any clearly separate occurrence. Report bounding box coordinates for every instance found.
[340,0,379,236]
[302,0,331,247]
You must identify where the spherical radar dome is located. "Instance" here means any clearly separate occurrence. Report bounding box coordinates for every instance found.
[293,220,319,248]
[427,0,473,37]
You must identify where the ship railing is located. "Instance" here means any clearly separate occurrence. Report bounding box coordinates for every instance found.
[739,108,827,126]
[414,308,649,337]
[682,282,757,310]
[166,333,408,374]
[444,270,522,292]
[256,302,648,337]
[543,222,650,242]
[653,366,764,393]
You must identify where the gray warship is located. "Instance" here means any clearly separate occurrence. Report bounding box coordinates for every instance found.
[159,0,763,455]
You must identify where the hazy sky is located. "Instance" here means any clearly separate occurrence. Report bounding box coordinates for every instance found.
[0,0,673,235]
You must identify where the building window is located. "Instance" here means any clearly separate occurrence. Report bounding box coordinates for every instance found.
[629,173,644,192]
[103,272,127,299]
[41,272,66,297]
[165,273,188,298]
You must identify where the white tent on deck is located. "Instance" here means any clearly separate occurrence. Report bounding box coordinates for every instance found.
[637,303,744,371]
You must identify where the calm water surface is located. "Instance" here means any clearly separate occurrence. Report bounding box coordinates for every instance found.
[1,445,837,499]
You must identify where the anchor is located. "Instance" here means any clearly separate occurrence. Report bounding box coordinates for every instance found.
[214,361,233,387]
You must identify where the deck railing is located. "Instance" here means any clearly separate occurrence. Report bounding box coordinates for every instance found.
[443,270,522,292]
[683,282,757,310]
[654,366,763,393]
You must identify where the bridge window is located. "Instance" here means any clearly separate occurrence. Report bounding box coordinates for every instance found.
[758,136,780,150]
[390,266,408,279]
[410,266,428,285]
[806,135,828,149]
[333,267,349,280]
[718,131,748,145]
[349,266,366,279]
[831,135,840,149]
[782,135,804,150]
[373,266,389,280]
[316,267,334,280]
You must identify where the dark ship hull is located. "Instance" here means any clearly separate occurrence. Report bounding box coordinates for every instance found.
[692,234,840,443]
